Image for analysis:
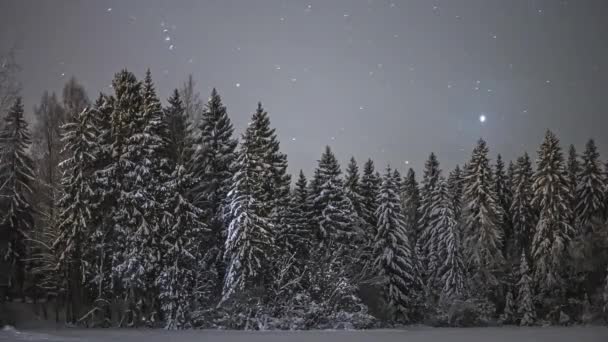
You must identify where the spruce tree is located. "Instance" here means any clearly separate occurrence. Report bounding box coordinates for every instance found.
[566,144,580,219]
[435,178,466,303]
[188,88,238,296]
[416,153,441,279]
[531,130,573,303]
[462,139,504,298]
[157,164,206,329]
[500,290,516,324]
[164,89,190,166]
[400,169,420,250]
[517,252,536,326]
[0,97,35,297]
[510,153,535,258]
[222,110,274,303]
[344,156,364,218]
[575,139,605,227]
[312,146,357,245]
[280,170,312,264]
[446,165,463,220]
[495,154,513,259]
[373,166,419,322]
[360,158,380,232]
[53,106,98,322]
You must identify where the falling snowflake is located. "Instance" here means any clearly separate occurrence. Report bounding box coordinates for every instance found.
[169,44,174,50]
[235,83,241,88]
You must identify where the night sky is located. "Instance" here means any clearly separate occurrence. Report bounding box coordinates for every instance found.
[1,0,607,176]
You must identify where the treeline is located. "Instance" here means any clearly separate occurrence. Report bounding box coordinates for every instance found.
[0,68,607,329]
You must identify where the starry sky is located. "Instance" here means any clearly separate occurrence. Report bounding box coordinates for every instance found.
[1,0,607,176]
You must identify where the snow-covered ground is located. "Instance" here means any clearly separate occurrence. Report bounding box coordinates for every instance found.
[1,326,607,342]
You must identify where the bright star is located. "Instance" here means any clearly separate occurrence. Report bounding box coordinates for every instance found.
[479,114,487,123]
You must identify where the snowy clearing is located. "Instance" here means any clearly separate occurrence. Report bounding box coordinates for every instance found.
[1,327,607,342]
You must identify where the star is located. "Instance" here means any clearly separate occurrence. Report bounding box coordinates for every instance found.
[479,114,487,123]
[404,160,410,165]
[235,83,241,88]
[60,72,65,77]
[107,7,112,12]
[291,137,297,141]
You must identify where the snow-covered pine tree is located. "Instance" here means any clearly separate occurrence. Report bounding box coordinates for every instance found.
[415,153,441,276]
[575,139,605,227]
[164,89,190,166]
[447,165,463,221]
[462,139,504,299]
[603,266,608,320]
[500,291,516,324]
[188,88,237,295]
[531,130,573,305]
[566,144,580,221]
[280,170,312,264]
[0,97,35,298]
[157,163,207,329]
[517,252,536,326]
[104,70,161,326]
[246,103,291,237]
[53,106,98,322]
[401,168,420,244]
[373,166,419,322]
[344,157,364,218]
[312,146,358,246]
[435,178,467,303]
[360,159,381,233]
[222,110,273,303]
[495,154,513,260]
[510,153,535,259]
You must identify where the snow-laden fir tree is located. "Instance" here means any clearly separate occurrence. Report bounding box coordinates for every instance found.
[401,168,420,243]
[279,170,312,266]
[435,178,467,303]
[312,146,358,246]
[495,154,513,260]
[603,266,608,320]
[446,165,463,221]
[531,131,574,305]
[462,139,504,298]
[373,166,420,322]
[517,252,536,326]
[0,97,35,297]
[575,139,605,227]
[53,106,98,322]
[415,153,441,279]
[246,103,291,233]
[360,158,381,234]
[164,89,191,166]
[344,157,364,218]
[500,291,516,324]
[188,88,238,295]
[510,153,535,259]
[566,144,580,221]
[222,110,274,303]
[105,70,162,325]
[157,163,207,329]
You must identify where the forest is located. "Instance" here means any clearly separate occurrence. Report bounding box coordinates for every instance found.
[1,58,608,330]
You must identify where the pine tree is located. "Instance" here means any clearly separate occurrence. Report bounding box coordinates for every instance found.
[566,144,580,220]
[0,97,35,298]
[188,88,238,296]
[344,157,364,218]
[53,106,98,322]
[280,170,312,264]
[446,165,463,220]
[164,89,190,166]
[416,153,441,278]
[462,139,504,297]
[373,166,419,322]
[517,252,536,326]
[157,164,206,329]
[401,168,420,245]
[435,178,466,303]
[510,153,535,258]
[603,266,608,320]
[222,110,274,303]
[500,291,516,324]
[531,130,573,302]
[360,159,380,232]
[495,154,513,260]
[575,139,605,227]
